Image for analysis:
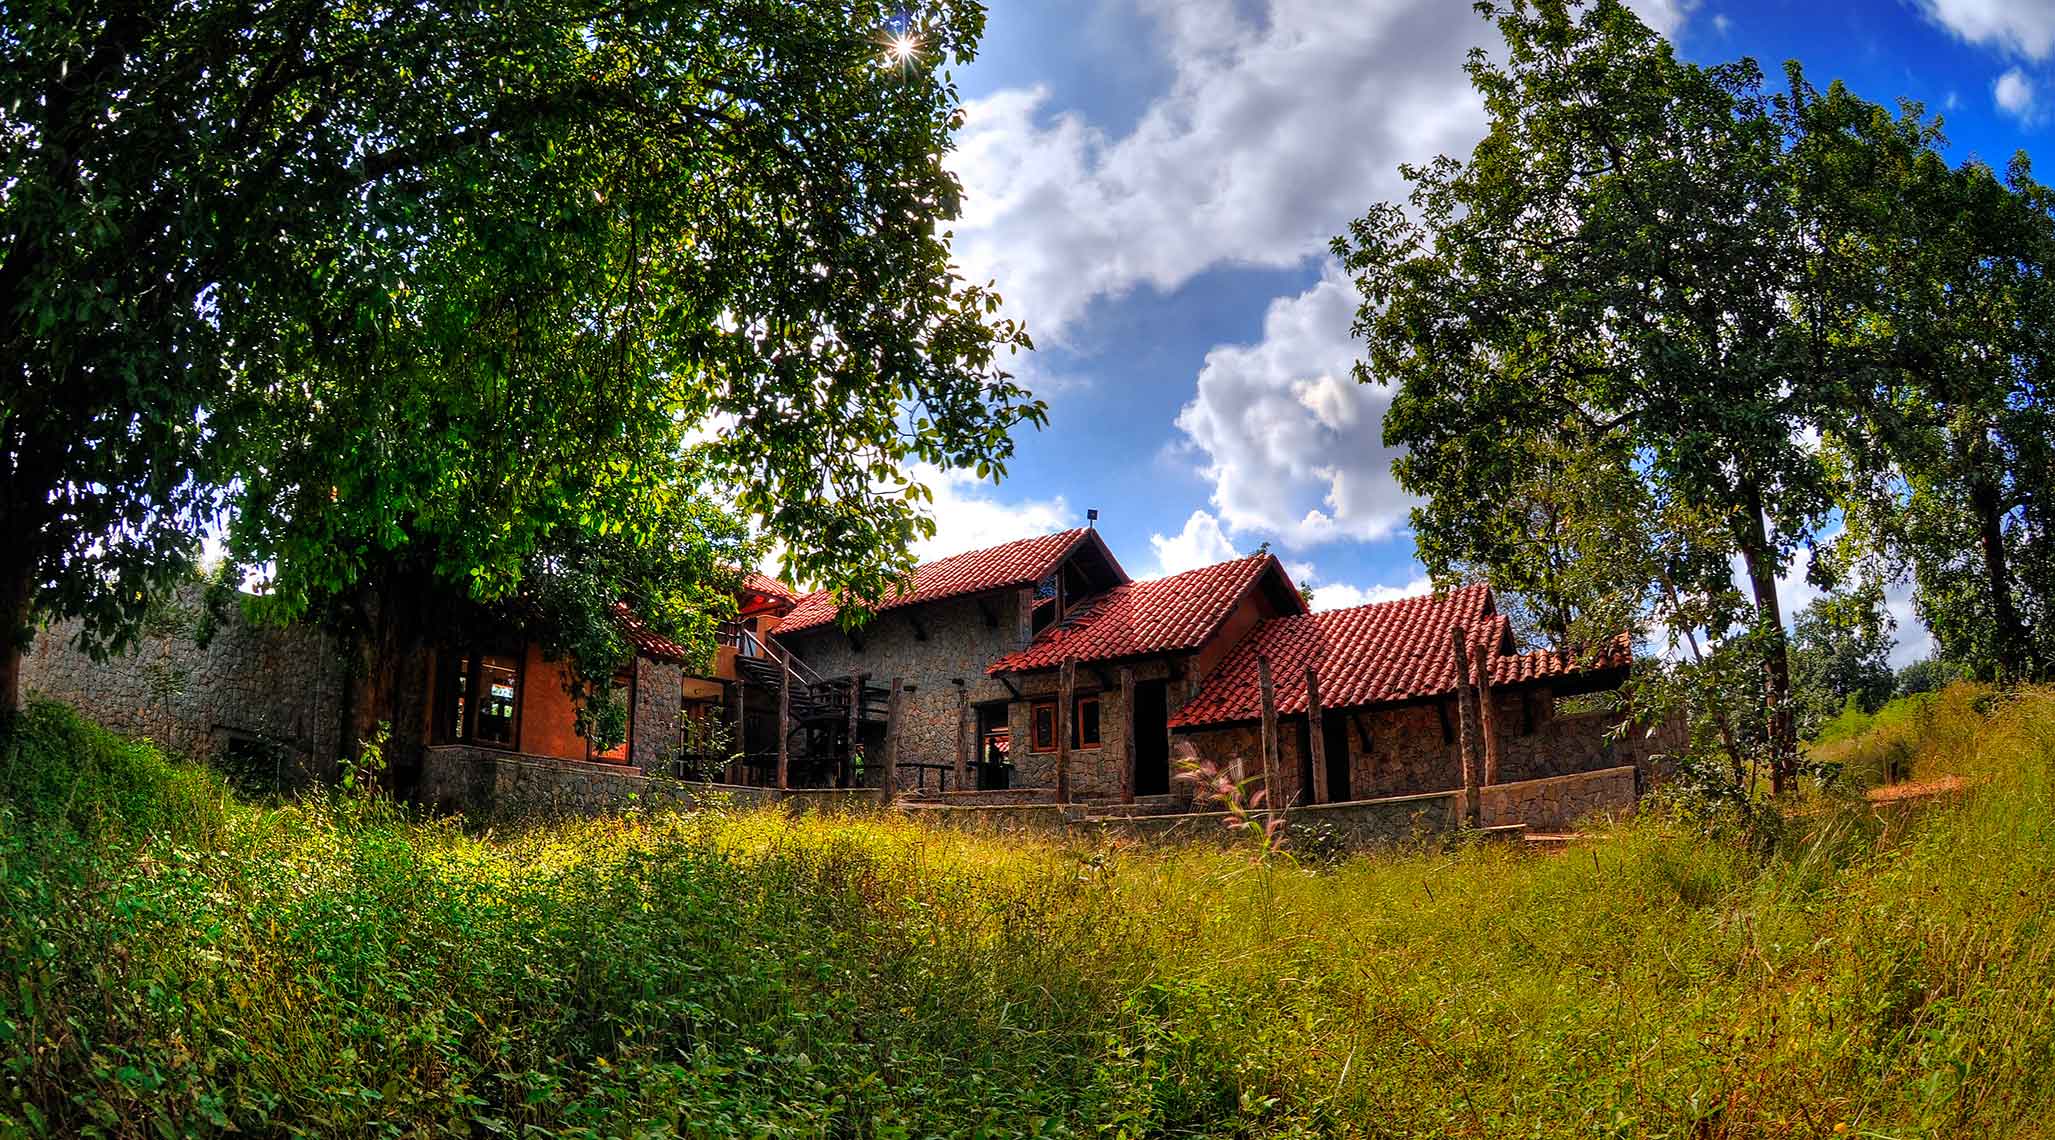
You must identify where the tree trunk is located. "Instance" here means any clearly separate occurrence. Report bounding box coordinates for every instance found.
[1735,493,1796,795]
[0,543,33,720]
[1966,461,2027,681]
[344,578,432,795]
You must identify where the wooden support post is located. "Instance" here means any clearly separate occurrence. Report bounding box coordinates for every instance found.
[845,673,863,789]
[1475,647,1501,788]
[954,681,970,793]
[1056,658,1075,804]
[1450,625,1480,827]
[1257,655,1281,814]
[734,675,748,786]
[1119,665,1137,804]
[1305,665,1329,806]
[776,650,791,791]
[881,676,903,803]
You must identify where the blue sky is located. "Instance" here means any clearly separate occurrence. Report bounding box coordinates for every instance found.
[913,0,2055,663]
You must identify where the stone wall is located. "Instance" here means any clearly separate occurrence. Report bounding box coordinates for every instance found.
[420,745,780,818]
[630,655,683,772]
[1178,681,1684,808]
[1086,789,1463,847]
[1000,656,1185,800]
[1478,765,1637,832]
[778,589,1033,788]
[22,584,349,783]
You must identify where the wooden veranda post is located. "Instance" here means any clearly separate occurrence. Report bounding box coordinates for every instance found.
[1475,646,1502,788]
[1257,655,1281,813]
[881,676,903,803]
[953,681,970,792]
[776,650,792,791]
[1305,665,1328,806]
[733,674,747,785]
[1119,665,1137,804]
[1450,626,1480,827]
[845,673,864,789]
[1056,658,1075,804]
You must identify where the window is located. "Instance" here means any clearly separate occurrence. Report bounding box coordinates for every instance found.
[1029,694,1101,751]
[1030,699,1058,752]
[1075,694,1101,748]
[433,648,524,749]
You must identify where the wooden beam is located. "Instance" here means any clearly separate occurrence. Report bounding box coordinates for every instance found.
[1257,655,1281,817]
[881,676,903,803]
[1449,626,1479,828]
[845,673,863,789]
[1119,665,1137,805]
[1055,658,1075,804]
[1475,647,1502,788]
[776,649,791,791]
[734,671,748,786]
[1305,665,1328,806]
[953,680,970,793]
[995,672,1021,699]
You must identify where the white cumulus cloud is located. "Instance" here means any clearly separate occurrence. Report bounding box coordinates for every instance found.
[908,463,1075,564]
[1173,264,1413,546]
[1306,575,1434,612]
[1148,509,1239,577]
[1996,67,2038,119]
[1919,0,2055,60]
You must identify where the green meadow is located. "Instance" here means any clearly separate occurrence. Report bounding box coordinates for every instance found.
[4,684,2053,1138]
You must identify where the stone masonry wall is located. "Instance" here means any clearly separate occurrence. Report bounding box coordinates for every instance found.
[1001,656,1182,800]
[1179,680,1674,807]
[420,745,780,818]
[1478,765,1637,832]
[778,590,1033,790]
[630,656,683,772]
[22,583,349,783]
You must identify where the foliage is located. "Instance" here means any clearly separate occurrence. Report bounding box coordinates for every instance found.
[6,689,2055,1136]
[1788,589,1897,740]
[1897,655,1969,698]
[1339,0,1851,792]
[3,0,1044,715]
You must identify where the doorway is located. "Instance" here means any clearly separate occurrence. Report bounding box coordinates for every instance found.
[1322,711,1352,802]
[1133,680,1170,795]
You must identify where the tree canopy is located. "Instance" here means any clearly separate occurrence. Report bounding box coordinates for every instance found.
[3,0,1042,736]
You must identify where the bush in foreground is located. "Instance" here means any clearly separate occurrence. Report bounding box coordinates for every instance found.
[3,687,2054,1137]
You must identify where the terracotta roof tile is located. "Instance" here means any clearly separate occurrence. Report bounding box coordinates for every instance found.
[737,571,799,614]
[776,528,1112,635]
[611,602,690,664]
[1165,585,1623,730]
[987,554,1295,674]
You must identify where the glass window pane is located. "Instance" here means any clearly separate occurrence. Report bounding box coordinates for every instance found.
[475,654,519,746]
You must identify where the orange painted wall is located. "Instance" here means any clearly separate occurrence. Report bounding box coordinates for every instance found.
[519,645,630,764]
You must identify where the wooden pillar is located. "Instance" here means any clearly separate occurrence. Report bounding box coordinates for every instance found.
[1055,658,1075,804]
[1475,647,1502,788]
[1118,665,1137,804]
[1257,655,1280,812]
[1305,665,1329,806]
[880,676,903,802]
[1450,625,1480,827]
[734,675,748,786]
[953,681,970,793]
[844,673,863,789]
[776,650,791,791]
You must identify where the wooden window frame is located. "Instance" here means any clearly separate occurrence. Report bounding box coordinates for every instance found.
[1074,693,1101,749]
[433,644,527,752]
[1029,698,1058,752]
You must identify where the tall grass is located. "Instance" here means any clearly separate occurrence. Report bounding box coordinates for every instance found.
[3,685,2053,1138]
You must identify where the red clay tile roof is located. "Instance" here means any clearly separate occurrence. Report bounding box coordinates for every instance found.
[1488,635,1634,685]
[987,554,1298,674]
[737,571,799,614]
[776,528,1114,635]
[611,602,691,664]
[1168,584,1627,730]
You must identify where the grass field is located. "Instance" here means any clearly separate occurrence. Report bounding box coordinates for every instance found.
[3,683,2053,1138]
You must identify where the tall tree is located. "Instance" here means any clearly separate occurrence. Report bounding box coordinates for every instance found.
[1340,0,1843,791]
[2,1,1040,726]
[1799,83,2055,681]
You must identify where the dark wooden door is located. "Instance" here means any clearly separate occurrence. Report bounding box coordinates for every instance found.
[1133,680,1170,795]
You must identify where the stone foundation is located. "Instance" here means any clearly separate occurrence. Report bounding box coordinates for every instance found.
[1478,765,1636,832]
[420,746,778,819]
